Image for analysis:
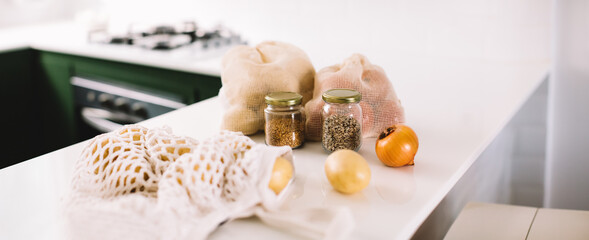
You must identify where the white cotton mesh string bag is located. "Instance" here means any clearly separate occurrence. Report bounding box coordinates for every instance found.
[207,130,256,164]
[157,141,231,216]
[210,130,255,151]
[305,54,405,140]
[66,125,164,240]
[65,125,355,240]
[64,194,162,240]
[231,144,294,212]
[155,140,237,239]
[72,130,158,198]
[222,144,272,208]
[145,126,199,176]
[115,124,149,149]
[156,135,294,239]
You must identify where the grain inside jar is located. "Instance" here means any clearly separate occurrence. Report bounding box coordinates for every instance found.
[321,89,363,153]
[264,92,305,148]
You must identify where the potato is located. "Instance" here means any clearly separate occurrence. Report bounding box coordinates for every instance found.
[325,150,371,194]
[268,156,294,195]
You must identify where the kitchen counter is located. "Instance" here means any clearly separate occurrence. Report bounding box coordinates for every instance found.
[0,53,549,239]
[0,21,224,76]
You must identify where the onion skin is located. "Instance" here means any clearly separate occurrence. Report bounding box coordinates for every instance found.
[375,124,419,167]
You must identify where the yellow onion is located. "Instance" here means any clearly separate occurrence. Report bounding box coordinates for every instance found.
[375,124,419,167]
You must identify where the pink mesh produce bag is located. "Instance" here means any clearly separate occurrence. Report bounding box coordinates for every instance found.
[219,41,315,135]
[305,54,405,140]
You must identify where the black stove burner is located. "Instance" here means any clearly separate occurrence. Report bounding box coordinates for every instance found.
[109,36,133,45]
[88,21,244,51]
[153,25,176,35]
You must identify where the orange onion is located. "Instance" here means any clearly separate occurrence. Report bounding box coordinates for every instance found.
[375,124,419,167]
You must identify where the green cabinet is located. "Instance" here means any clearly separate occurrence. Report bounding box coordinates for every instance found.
[0,50,222,169]
[0,49,41,168]
[71,54,221,103]
[37,51,77,155]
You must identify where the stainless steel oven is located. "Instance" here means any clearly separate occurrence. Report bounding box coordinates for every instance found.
[72,76,186,140]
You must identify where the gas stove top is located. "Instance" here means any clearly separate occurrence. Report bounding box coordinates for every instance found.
[88,21,245,51]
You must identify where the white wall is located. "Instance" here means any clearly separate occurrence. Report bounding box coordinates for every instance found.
[545,0,589,210]
[191,0,549,67]
[0,0,97,28]
[0,0,67,28]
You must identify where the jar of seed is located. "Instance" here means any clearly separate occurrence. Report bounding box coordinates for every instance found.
[264,92,305,148]
[321,89,363,153]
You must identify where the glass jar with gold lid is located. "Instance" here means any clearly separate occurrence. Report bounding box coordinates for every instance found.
[264,92,305,148]
[321,89,363,153]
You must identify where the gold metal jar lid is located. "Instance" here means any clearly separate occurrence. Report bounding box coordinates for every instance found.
[322,89,362,103]
[265,92,303,106]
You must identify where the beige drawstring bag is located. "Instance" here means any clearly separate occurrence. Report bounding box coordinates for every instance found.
[219,41,315,135]
[305,54,405,140]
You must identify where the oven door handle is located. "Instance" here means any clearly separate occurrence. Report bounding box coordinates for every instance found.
[81,107,143,133]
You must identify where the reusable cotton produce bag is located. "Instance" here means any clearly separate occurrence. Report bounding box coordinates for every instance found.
[219,41,315,135]
[64,124,353,240]
[305,54,405,140]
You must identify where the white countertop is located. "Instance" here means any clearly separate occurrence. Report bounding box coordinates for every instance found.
[0,21,223,76]
[0,57,549,239]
